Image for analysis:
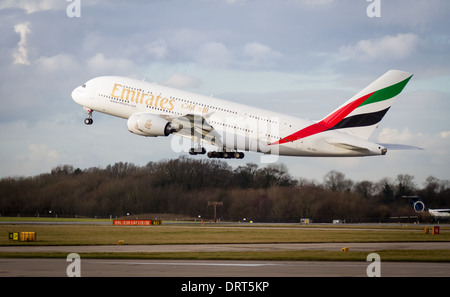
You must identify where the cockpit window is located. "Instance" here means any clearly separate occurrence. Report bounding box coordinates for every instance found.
[82,84,86,88]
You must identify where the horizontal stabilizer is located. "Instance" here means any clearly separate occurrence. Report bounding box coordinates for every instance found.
[325,138,370,151]
[378,143,424,150]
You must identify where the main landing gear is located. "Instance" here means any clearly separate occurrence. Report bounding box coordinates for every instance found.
[189,147,206,155]
[84,109,93,125]
[207,151,244,159]
[189,147,245,159]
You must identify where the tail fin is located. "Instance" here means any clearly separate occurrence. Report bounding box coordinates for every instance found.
[322,70,413,139]
[270,70,413,146]
[402,195,427,212]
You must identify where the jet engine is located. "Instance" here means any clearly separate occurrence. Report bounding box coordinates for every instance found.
[127,113,174,137]
[413,201,426,212]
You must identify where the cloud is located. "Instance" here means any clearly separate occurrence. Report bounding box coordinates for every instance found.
[13,23,31,65]
[0,0,104,14]
[162,73,200,89]
[377,127,450,163]
[144,39,169,60]
[195,42,234,68]
[87,53,137,76]
[0,0,64,14]
[373,127,450,181]
[1,0,449,183]
[242,42,282,67]
[9,143,62,177]
[35,53,79,73]
[377,127,422,144]
[224,0,245,4]
[440,131,450,138]
[299,0,334,6]
[27,143,60,162]
[339,33,419,61]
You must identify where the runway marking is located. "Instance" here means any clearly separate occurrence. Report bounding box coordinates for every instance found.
[92,260,277,267]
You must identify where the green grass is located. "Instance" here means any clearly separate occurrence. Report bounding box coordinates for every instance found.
[0,250,449,262]
[0,217,112,223]
[1,220,449,262]
[1,224,449,246]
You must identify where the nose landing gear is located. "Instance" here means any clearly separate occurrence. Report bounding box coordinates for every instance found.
[84,109,93,125]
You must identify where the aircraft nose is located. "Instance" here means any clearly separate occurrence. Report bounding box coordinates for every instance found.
[71,86,87,105]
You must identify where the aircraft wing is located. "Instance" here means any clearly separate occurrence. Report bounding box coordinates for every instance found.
[168,113,223,147]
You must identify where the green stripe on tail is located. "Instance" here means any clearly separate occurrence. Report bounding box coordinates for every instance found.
[359,75,413,107]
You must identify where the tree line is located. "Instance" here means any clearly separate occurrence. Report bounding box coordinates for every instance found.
[0,156,449,222]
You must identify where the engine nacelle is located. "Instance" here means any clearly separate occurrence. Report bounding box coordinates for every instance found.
[127,113,172,137]
[413,201,426,212]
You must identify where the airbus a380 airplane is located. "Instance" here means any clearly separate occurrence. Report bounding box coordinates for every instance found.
[72,70,417,159]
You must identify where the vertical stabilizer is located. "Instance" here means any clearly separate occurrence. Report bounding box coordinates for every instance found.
[323,70,413,139]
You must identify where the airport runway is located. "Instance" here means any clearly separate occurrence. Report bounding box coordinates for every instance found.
[1,224,449,277]
[1,242,450,277]
[1,257,449,277]
[1,241,450,253]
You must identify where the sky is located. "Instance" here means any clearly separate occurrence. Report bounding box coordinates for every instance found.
[1,0,450,186]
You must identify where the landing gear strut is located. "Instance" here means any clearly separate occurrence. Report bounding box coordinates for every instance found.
[84,109,93,125]
[189,147,245,159]
[207,151,244,159]
[189,147,206,155]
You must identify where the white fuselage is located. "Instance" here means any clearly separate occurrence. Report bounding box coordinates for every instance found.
[428,209,450,219]
[72,76,386,157]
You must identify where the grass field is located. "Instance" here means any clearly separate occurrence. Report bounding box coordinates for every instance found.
[1,218,449,261]
[2,224,450,245]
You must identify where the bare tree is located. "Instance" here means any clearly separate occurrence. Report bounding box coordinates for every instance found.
[396,174,416,197]
[323,170,353,192]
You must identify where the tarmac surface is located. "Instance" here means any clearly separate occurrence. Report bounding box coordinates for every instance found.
[1,241,450,253]
[1,242,450,277]
[1,257,449,277]
[1,222,449,277]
